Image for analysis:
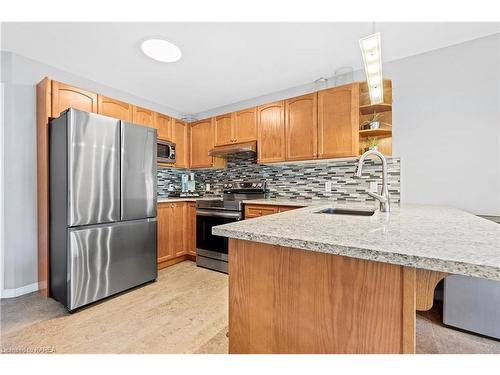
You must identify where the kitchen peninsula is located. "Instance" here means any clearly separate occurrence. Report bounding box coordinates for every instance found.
[213,203,500,354]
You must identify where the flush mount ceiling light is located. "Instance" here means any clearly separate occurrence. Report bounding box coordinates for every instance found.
[140,38,182,63]
[359,32,383,104]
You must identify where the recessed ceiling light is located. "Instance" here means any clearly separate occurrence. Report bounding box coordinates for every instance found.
[140,38,182,63]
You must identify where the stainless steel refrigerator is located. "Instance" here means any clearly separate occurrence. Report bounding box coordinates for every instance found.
[50,108,157,311]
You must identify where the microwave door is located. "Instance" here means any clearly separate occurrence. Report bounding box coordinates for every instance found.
[158,141,175,163]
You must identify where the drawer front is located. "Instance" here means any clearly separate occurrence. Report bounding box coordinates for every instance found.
[245,205,279,218]
[245,204,303,219]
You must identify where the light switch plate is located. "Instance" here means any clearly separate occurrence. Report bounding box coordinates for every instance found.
[205,183,210,192]
[325,181,332,192]
[369,181,378,193]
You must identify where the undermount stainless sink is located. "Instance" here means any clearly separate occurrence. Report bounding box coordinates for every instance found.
[316,207,375,216]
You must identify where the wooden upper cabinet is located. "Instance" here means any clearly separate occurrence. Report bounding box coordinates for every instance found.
[155,112,172,140]
[51,81,97,117]
[132,105,154,127]
[172,119,189,168]
[214,113,234,146]
[317,84,360,159]
[190,119,214,168]
[285,93,318,161]
[234,107,257,143]
[97,95,132,121]
[257,101,285,163]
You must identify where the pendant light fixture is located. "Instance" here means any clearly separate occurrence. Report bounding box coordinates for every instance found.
[359,28,383,104]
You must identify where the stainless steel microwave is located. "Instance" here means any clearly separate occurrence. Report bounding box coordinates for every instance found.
[157,140,176,164]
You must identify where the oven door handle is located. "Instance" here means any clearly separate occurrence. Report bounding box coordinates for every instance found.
[196,209,242,220]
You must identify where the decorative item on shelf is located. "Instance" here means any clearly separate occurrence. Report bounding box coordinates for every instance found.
[361,112,383,130]
[364,137,379,153]
[333,66,354,86]
[314,77,329,91]
[180,114,198,123]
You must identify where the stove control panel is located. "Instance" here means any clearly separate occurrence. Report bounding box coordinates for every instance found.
[222,180,267,192]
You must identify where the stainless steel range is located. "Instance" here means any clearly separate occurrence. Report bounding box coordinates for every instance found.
[196,179,267,273]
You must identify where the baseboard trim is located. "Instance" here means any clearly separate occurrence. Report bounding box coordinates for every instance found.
[1,282,39,299]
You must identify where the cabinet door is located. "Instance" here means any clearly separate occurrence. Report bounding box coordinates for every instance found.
[234,107,257,143]
[317,84,359,158]
[185,202,196,256]
[51,81,97,117]
[285,93,318,161]
[173,203,187,257]
[173,119,189,168]
[190,119,214,168]
[157,204,174,263]
[132,105,154,127]
[97,95,132,121]
[257,101,285,163]
[214,113,234,146]
[155,112,172,140]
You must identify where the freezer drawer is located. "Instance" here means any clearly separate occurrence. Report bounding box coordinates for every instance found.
[121,122,157,221]
[443,275,500,339]
[68,219,157,310]
[67,109,121,226]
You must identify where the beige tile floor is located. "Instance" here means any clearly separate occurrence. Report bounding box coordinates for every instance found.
[1,261,498,354]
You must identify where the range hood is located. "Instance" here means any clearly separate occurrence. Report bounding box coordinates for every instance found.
[208,141,257,158]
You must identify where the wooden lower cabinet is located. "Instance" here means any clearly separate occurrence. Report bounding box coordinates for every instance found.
[186,202,197,256]
[157,202,196,269]
[244,204,302,219]
[229,239,417,354]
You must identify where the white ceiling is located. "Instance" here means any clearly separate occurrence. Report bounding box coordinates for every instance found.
[2,22,499,114]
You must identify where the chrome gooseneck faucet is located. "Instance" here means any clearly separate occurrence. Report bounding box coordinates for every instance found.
[355,149,391,212]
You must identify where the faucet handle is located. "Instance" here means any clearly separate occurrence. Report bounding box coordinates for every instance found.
[367,191,387,203]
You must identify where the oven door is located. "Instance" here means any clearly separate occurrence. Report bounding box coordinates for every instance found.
[196,209,241,261]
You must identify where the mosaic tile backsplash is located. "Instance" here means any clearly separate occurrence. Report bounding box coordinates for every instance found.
[158,156,400,203]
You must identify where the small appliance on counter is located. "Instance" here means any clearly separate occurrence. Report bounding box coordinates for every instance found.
[181,173,196,194]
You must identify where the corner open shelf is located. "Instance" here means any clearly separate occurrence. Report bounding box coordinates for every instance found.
[359,128,392,138]
[359,103,392,115]
[358,79,393,156]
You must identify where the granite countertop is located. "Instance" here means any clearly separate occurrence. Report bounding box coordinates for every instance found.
[212,203,500,281]
[157,196,221,203]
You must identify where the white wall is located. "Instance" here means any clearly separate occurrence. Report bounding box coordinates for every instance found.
[387,34,500,215]
[0,51,184,296]
[1,34,499,296]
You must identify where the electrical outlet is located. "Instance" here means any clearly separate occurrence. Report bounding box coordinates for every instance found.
[205,183,211,192]
[168,184,174,192]
[325,181,332,192]
[369,181,378,193]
